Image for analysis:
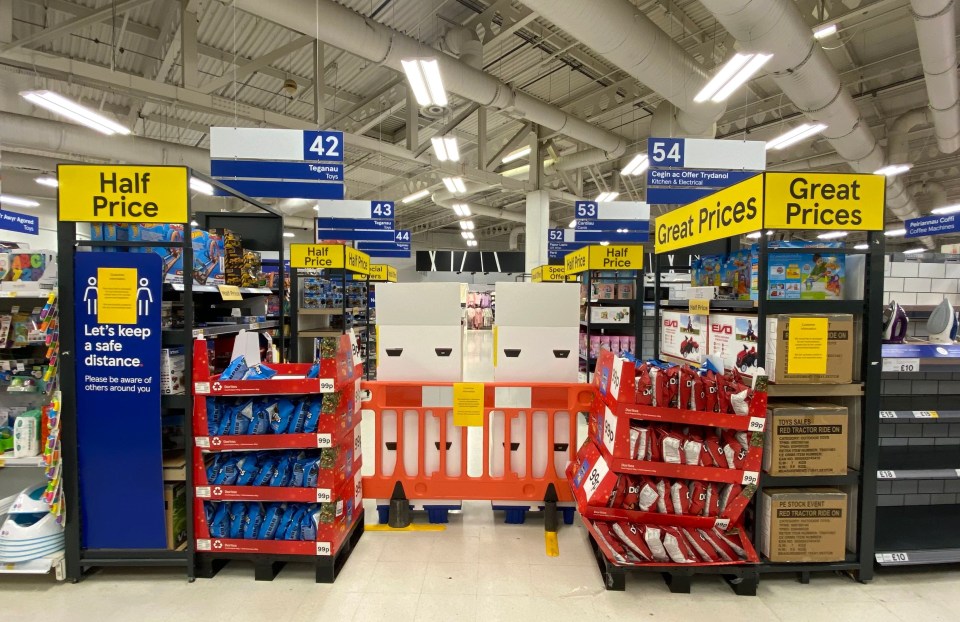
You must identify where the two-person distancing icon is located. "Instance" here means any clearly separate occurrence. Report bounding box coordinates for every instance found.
[82,275,152,317]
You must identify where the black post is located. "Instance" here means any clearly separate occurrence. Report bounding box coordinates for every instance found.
[58,220,81,582]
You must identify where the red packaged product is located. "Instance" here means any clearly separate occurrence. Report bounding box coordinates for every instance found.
[697,528,738,561]
[656,479,674,514]
[712,527,748,560]
[715,375,733,414]
[719,483,742,513]
[636,476,660,512]
[678,366,698,410]
[688,480,706,516]
[701,429,723,467]
[620,476,640,510]
[608,474,629,507]
[683,437,703,466]
[594,521,635,564]
[630,426,651,461]
[635,364,653,405]
[704,482,720,517]
[721,430,749,469]
[648,427,663,462]
[650,365,679,407]
[670,481,691,515]
[701,370,719,412]
[690,372,707,411]
[641,525,670,562]
[683,527,720,562]
[661,526,697,563]
[611,521,653,562]
[658,428,685,465]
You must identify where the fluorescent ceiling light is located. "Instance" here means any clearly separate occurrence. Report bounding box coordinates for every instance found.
[817,231,848,239]
[903,248,925,255]
[694,53,773,104]
[885,228,907,237]
[459,220,474,230]
[854,243,869,250]
[442,176,466,194]
[21,89,130,135]
[282,232,295,238]
[461,231,475,240]
[190,177,214,195]
[502,146,531,164]
[766,123,827,150]
[746,231,762,239]
[1,194,40,208]
[874,164,912,177]
[401,189,430,204]
[401,59,447,107]
[431,136,460,162]
[35,176,58,188]
[452,203,471,217]
[466,239,478,247]
[595,191,619,202]
[568,219,576,229]
[813,24,838,39]
[932,204,960,215]
[599,241,610,246]
[621,153,649,176]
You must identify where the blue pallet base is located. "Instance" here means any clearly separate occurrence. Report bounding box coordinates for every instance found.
[376,505,459,525]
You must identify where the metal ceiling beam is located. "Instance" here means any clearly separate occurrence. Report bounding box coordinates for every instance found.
[486,123,533,170]
[414,103,480,157]
[201,35,313,94]
[21,0,160,40]
[1,0,155,54]
[180,0,199,88]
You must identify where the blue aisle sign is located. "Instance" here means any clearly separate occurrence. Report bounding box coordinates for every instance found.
[647,169,757,189]
[215,179,343,200]
[211,160,344,182]
[74,252,165,549]
[906,213,960,238]
[575,219,649,231]
[548,229,588,259]
[316,228,396,242]
[574,230,648,243]
[646,137,765,204]
[0,210,39,235]
[316,217,394,231]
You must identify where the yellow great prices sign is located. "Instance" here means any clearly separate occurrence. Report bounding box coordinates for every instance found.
[58,164,188,223]
[763,172,885,231]
[655,174,763,253]
[291,244,370,274]
[564,245,644,274]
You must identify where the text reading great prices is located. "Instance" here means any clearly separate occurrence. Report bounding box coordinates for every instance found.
[764,172,885,230]
[58,164,188,223]
[655,175,763,252]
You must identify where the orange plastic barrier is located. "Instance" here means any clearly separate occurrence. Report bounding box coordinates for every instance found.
[361,381,595,503]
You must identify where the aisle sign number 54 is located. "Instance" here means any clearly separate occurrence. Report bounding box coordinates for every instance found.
[649,138,684,166]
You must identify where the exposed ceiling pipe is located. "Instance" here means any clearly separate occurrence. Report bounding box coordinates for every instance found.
[768,152,847,171]
[909,0,960,153]
[698,0,934,248]
[442,28,483,71]
[907,180,948,210]
[430,195,527,224]
[516,0,723,138]
[509,227,525,250]
[888,107,933,164]
[232,0,628,157]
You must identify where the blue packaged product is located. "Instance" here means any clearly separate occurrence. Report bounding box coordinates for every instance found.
[243,503,264,540]
[269,453,293,486]
[300,505,318,541]
[302,399,322,434]
[216,402,237,436]
[275,504,300,539]
[282,506,306,540]
[286,400,308,434]
[228,502,248,539]
[213,457,239,485]
[305,361,320,379]
[304,458,322,488]
[235,454,260,485]
[247,401,269,434]
[231,399,255,434]
[258,503,285,539]
[291,454,311,487]
[253,458,277,486]
[270,399,295,434]
[222,355,249,381]
[243,363,277,380]
[209,503,230,538]
[206,398,224,435]
[204,502,215,525]
[206,454,224,482]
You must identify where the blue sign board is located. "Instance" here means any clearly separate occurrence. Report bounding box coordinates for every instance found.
[356,242,411,258]
[647,187,720,205]
[647,169,757,189]
[648,137,686,167]
[0,210,39,235]
[575,219,650,233]
[548,241,588,260]
[316,217,394,231]
[302,130,344,162]
[211,160,344,182]
[215,179,344,200]
[906,213,960,238]
[316,228,395,242]
[573,230,649,243]
[75,252,165,549]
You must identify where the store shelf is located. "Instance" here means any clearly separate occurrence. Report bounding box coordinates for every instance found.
[663,299,756,310]
[759,553,861,574]
[880,410,960,421]
[878,445,960,473]
[162,321,278,344]
[166,284,272,295]
[298,307,363,315]
[579,321,633,329]
[760,470,860,488]
[875,505,960,566]
[161,394,191,410]
[0,289,56,299]
[587,299,637,306]
[766,383,864,398]
[0,452,45,467]
[882,342,960,372]
[80,548,189,567]
[299,326,366,337]
[764,299,865,315]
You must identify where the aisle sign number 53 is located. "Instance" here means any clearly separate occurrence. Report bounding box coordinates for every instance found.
[648,138,684,166]
[303,130,344,162]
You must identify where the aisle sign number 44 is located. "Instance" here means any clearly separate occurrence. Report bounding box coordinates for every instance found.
[58,164,188,223]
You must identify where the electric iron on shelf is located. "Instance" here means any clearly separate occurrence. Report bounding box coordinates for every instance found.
[926,299,959,344]
[882,301,908,344]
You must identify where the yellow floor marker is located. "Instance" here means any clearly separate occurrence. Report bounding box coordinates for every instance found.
[545,531,560,557]
[366,524,446,532]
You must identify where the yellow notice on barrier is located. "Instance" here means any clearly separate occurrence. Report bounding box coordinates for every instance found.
[764,172,885,231]
[787,316,829,374]
[218,284,243,301]
[655,174,763,252]
[290,244,370,274]
[453,382,484,426]
[564,245,644,274]
[58,164,188,223]
[96,267,137,324]
[688,299,711,316]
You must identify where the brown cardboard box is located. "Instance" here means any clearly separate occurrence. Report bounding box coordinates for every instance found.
[164,482,187,550]
[760,487,847,562]
[764,314,854,384]
[764,403,848,475]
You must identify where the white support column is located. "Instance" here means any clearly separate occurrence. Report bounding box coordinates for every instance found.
[525,190,550,272]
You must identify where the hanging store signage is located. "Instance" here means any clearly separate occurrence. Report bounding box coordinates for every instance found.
[574,201,650,221]
[290,244,370,274]
[763,172,885,231]
[655,174,764,252]
[74,251,166,548]
[564,245,644,274]
[209,127,344,199]
[647,169,760,204]
[316,228,396,242]
[905,213,960,238]
[354,264,397,282]
[531,265,567,282]
[57,164,188,223]
[0,210,39,235]
[548,229,588,260]
[647,138,766,170]
[356,238,412,259]
[314,200,394,220]
[316,217,394,231]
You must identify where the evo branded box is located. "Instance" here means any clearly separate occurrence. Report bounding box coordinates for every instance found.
[765,314,854,384]
[659,310,706,364]
[764,403,848,476]
[759,488,847,562]
[707,313,761,375]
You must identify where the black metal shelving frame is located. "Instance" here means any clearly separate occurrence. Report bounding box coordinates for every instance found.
[575,268,644,379]
[648,230,884,583]
[59,170,284,582]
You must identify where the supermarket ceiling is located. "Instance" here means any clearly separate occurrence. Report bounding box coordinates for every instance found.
[0,0,957,248]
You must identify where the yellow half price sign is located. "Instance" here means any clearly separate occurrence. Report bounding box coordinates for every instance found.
[291,244,369,274]
[688,299,711,316]
[218,285,243,301]
[565,245,644,274]
[58,164,188,223]
[787,316,829,375]
[453,382,485,427]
